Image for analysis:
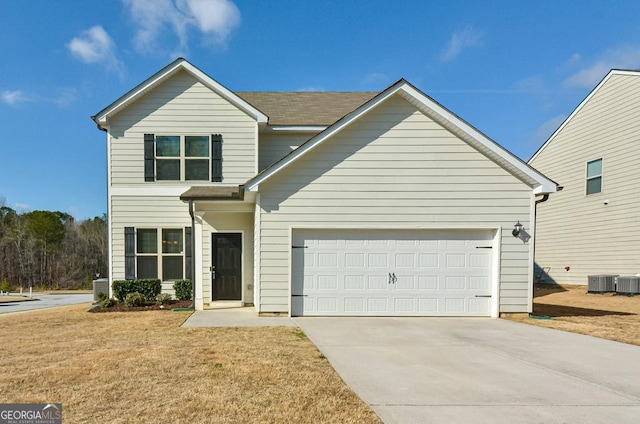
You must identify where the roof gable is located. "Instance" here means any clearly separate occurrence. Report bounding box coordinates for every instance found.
[92,58,268,128]
[245,79,557,194]
[529,69,640,164]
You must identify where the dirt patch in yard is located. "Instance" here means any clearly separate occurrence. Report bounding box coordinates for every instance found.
[507,284,640,346]
[0,305,381,423]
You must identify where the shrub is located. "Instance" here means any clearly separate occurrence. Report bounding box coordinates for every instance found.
[112,280,135,302]
[125,292,146,307]
[82,275,93,290]
[97,292,108,302]
[0,278,11,292]
[136,279,162,301]
[173,279,192,301]
[112,279,161,302]
[156,293,173,306]
[100,297,117,308]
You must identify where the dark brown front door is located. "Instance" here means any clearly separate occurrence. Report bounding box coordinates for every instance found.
[212,233,242,301]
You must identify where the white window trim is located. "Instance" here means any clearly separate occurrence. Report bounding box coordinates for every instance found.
[136,228,186,281]
[156,135,211,182]
[586,158,603,195]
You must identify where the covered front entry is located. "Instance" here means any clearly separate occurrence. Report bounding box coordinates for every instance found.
[212,233,243,301]
[291,229,496,317]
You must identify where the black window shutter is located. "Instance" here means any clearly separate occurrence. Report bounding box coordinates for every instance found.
[211,134,222,182]
[125,227,135,280]
[144,133,155,182]
[185,227,193,280]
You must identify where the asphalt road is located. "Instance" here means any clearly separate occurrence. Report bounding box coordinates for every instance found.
[0,294,93,314]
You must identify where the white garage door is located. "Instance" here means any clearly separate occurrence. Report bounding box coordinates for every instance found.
[291,229,494,316]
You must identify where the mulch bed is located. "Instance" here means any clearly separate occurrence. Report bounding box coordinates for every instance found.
[89,300,193,313]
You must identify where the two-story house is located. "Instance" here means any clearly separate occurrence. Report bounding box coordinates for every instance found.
[529,69,640,285]
[93,58,556,317]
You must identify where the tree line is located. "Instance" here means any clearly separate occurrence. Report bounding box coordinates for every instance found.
[0,197,107,290]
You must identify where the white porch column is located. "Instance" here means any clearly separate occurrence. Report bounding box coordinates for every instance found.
[194,215,204,310]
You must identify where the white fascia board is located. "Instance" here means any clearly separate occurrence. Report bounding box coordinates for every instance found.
[245,82,404,191]
[267,126,327,132]
[94,58,267,126]
[529,69,640,164]
[399,85,557,194]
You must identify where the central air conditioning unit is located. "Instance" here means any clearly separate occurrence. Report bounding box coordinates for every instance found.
[616,276,640,296]
[588,275,617,293]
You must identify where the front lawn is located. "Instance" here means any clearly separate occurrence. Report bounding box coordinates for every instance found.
[0,305,381,423]
[506,284,640,346]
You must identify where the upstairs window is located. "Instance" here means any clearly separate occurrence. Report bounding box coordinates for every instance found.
[586,158,602,195]
[144,134,222,182]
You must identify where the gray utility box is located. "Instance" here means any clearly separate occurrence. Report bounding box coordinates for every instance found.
[616,276,640,295]
[93,278,109,301]
[588,275,618,293]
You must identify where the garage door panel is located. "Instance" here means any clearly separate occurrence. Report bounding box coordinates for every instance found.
[292,229,494,316]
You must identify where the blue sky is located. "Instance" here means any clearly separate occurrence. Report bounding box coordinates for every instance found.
[2,0,640,220]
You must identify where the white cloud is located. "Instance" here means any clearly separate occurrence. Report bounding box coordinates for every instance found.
[67,26,123,75]
[123,0,241,55]
[361,72,391,88]
[54,87,79,108]
[564,45,640,88]
[512,76,545,93]
[1,90,30,106]
[14,203,30,212]
[440,26,483,62]
[531,114,567,145]
[297,86,325,92]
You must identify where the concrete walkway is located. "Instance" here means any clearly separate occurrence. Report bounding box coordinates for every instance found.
[295,317,640,424]
[182,307,296,327]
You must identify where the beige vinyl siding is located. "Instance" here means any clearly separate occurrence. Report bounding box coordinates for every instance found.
[258,131,317,171]
[111,196,191,294]
[200,212,254,304]
[530,73,640,285]
[108,69,257,186]
[257,94,534,313]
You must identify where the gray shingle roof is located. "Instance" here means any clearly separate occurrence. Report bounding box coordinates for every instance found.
[236,92,377,126]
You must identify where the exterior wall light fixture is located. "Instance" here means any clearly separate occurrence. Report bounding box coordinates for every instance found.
[512,221,523,237]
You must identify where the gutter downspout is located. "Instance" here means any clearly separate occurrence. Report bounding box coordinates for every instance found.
[188,200,196,309]
[533,193,551,284]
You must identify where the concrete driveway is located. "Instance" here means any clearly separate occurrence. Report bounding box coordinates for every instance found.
[294,317,640,424]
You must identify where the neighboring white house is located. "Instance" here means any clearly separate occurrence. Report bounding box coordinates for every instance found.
[529,69,640,285]
[93,58,556,317]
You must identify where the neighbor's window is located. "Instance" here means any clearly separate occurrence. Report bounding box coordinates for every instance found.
[586,158,602,195]
[156,135,210,181]
[136,228,184,280]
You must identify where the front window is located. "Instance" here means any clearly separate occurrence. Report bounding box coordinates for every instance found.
[156,135,210,181]
[136,228,184,280]
[136,229,158,279]
[162,229,184,280]
[586,158,602,195]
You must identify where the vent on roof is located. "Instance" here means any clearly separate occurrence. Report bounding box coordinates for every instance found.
[587,275,617,293]
[616,276,640,296]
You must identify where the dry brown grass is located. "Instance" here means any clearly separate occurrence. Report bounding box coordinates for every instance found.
[0,305,381,423]
[507,284,640,346]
